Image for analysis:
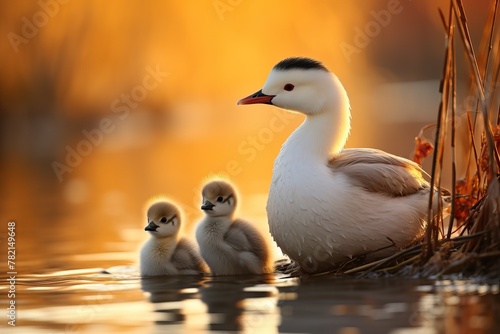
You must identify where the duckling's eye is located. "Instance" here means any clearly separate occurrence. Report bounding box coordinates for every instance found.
[160,217,167,223]
[216,196,224,203]
[284,83,294,91]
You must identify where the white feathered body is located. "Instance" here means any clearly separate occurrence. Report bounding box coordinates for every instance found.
[268,156,429,273]
[267,112,432,273]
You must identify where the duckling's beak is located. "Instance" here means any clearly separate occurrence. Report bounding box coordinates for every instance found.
[237,89,275,105]
[145,221,159,232]
[201,200,215,211]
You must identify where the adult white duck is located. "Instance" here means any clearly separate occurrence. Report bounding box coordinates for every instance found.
[238,57,442,273]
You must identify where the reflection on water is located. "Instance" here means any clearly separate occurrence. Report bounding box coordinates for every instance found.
[142,274,279,332]
[1,261,499,334]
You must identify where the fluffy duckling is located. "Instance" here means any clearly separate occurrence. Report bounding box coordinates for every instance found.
[140,200,207,276]
[196,180,272,275]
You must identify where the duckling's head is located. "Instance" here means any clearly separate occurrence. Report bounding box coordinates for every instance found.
[238,57,348,116]
[201,180,237,218]
[145,201,181,238]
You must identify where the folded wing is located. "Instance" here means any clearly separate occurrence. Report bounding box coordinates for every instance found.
[329,148,429,197]
[224,220,269,262]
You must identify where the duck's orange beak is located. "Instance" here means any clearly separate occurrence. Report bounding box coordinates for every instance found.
[237,89,275,105]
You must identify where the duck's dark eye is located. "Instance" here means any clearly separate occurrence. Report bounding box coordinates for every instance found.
[160,217,167,223]
[216,196,224,203]
[284,83,294,91]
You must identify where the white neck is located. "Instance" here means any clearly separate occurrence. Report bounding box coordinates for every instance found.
[280,97,350,163]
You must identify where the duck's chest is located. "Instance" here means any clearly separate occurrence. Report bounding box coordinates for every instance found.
[268,156,334,211]
[266,155,349,236]
[151,242,176,259]
[196,220,230,248]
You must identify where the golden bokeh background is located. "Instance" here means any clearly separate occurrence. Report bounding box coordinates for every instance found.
[0,0,488,271]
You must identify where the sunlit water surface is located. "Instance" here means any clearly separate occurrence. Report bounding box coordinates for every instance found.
[1,259,499,334]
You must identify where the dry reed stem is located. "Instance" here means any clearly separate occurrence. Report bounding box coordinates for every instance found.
[423,2,454,261]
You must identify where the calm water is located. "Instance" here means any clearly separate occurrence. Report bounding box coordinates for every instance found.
[1,136,498,334]
[1,260,499,334]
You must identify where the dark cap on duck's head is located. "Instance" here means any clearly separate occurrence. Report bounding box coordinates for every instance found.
[273,57,329,72]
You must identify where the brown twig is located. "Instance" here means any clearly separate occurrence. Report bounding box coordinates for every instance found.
[424,3,455,260]
[447,30,458,239]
